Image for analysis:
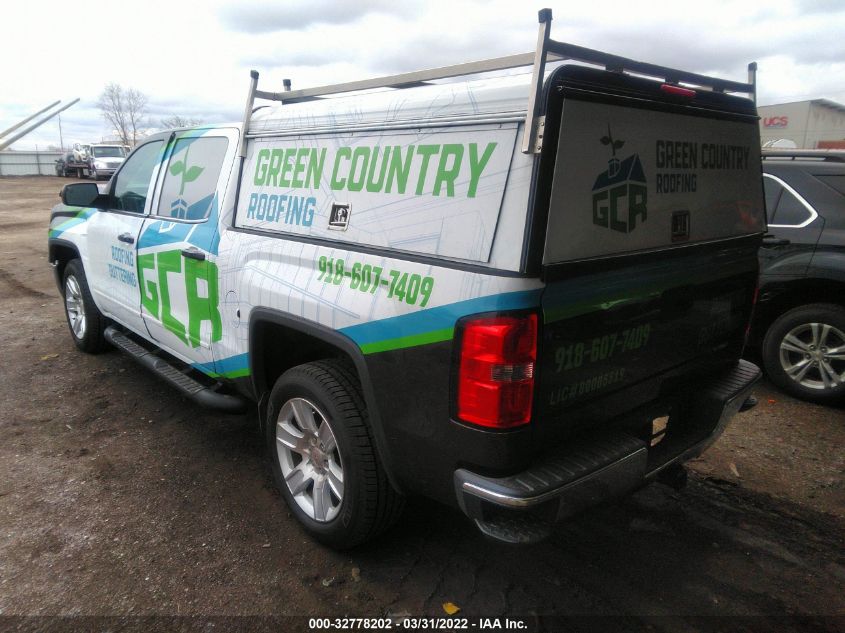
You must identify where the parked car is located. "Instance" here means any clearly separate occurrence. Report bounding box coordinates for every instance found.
[752,150,845,403]
[54,151,75,177]
[55,144,127,179]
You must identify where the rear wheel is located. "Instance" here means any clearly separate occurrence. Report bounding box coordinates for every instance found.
[762,303,845,404]
[62,259,107,354]
[266,359,403,549]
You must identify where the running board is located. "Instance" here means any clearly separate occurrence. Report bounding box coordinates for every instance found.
[104,326,247,413]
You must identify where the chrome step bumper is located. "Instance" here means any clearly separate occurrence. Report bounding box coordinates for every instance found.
[454,359,761,543]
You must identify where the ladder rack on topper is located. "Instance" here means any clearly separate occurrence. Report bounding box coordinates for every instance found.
[238,7,757,158]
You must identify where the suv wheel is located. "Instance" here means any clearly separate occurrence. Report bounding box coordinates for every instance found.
[762,303,845,403]
[63,259,107,353]
[266,359,403,549]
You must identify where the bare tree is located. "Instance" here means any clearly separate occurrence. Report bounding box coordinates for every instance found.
[97,83,148,146]
[159,115,204,130]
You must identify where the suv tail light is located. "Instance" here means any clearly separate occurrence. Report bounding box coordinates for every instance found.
[456,313,538,429]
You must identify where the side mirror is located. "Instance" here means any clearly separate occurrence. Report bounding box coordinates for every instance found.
[61,182,101,207]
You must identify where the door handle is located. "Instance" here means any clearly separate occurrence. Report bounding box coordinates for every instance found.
[181,247,206,261]
[118,233,135,244]
[762,234,790,247]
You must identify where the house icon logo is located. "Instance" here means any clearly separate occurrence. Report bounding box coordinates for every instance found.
[591,126,648,234]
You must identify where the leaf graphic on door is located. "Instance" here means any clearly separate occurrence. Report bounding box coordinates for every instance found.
[169,144,205,196]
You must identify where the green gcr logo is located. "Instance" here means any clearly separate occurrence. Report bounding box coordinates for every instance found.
[138,249,222,348]
[592,125,648,234]
[169,144,205,219]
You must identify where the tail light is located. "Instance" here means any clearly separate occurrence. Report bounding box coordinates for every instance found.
[456,313,538,429]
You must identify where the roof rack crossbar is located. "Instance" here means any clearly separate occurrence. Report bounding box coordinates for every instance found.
[240,8,757,156]
[544,39,755,95]
[256,52,541,105]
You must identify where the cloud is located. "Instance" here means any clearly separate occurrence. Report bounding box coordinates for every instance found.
[5,0,845,150]
[218,0,420,33]
[240,49,339,70]
[793,0,845,14]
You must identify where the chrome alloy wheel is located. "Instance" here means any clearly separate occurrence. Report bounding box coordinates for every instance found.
[779,322,845,390]
[64,275,87,340]
[275,397,344,522]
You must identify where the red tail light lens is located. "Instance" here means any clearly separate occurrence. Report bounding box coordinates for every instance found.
[456,314,538,429]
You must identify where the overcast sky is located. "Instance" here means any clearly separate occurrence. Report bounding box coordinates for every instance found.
[2,0,844,151]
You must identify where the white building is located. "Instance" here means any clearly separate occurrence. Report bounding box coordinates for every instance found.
[758,99,845,149]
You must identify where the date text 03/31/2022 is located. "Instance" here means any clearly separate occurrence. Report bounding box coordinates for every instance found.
[316,256,435,307]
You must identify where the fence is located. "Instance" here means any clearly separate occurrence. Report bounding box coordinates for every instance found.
[0,151,63,176]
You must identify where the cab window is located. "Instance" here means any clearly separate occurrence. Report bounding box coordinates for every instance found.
[157,137,229,220]
[111,141,163,213]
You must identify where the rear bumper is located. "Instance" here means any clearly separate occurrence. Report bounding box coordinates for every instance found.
[454,359,760,533]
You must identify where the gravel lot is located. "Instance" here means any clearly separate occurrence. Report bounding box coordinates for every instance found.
[0,176,843,632]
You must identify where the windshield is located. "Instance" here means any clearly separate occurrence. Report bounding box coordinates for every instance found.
[92,146,125,158]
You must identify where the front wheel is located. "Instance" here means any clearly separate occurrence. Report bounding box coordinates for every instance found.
[762,303,845,404]
[62,259,107,353]
[266,359,403,549]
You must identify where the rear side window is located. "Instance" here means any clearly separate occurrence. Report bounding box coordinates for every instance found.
[816,174,845,196]
[763,177,783,218]
[764,174,815,227]
[774,190,813,225]
[112,141,163,213]
[157,136,229,220]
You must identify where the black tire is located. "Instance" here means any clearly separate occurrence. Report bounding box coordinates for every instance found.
[762,303,845,404]
[62,259,108,354]
[266,359,404,549]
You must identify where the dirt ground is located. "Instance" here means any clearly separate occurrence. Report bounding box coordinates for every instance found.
[0,176,843,632]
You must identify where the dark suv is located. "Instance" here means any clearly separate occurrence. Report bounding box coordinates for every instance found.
[752,150,845,404]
